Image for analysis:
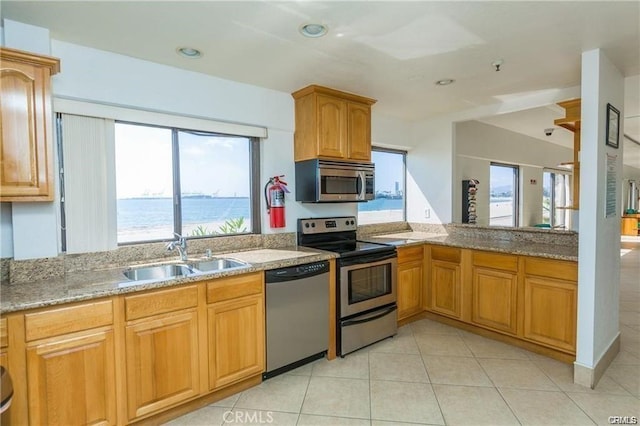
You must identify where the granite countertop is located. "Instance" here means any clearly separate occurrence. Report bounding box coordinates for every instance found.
[364,231,578,261]
[0,246,336,314]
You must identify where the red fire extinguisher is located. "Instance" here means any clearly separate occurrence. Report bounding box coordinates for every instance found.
[265,175,288,228]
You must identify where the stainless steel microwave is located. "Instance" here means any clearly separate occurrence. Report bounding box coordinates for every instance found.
[295,159,375,203]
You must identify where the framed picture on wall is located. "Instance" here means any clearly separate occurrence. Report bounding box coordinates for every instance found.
[606,103,620,149]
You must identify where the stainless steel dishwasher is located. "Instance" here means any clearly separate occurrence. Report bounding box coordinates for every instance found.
[264,260,329,379]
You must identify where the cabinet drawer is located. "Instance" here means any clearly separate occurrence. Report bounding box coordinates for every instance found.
[524,257,577,282]
[430,246,461,263]
[0,318,7,348]
[25,300,113,342]
[125,285,198,321]
[473,251,518,272]
[398,246,424,264]
[206,272,263,304]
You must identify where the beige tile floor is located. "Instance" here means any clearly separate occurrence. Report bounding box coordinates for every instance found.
[167,241,640,425]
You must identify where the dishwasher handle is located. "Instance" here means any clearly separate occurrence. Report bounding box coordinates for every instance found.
[265,260,330,283]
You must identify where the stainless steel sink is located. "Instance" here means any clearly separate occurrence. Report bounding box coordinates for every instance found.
[191,258,248,272]
[123,264,194,281]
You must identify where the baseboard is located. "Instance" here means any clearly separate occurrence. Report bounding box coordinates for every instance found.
[574,332,621,388]
[414,311,576,363]
[131,373,262,425]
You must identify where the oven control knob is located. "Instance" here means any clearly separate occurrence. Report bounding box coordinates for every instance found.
[311,223,316,228]
[350,220,355,225]
[345,220,349,226]
[304,223,309,228]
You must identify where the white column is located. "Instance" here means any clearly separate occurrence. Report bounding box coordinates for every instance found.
[575,48,624,387]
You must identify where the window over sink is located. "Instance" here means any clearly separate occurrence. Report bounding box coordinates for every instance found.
[357,148,406,225]
[114,122,260,244]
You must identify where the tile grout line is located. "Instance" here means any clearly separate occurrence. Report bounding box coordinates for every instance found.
[466,335,525,425]
[293,373,312,426]
[413,325,449,425]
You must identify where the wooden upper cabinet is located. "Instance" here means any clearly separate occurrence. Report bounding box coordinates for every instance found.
[347,102,371,161]
[317,94,348,158]
[292,85,376,162]
[0,47,60,202]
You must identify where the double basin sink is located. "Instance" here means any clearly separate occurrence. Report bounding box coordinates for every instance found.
[122,258,249,283]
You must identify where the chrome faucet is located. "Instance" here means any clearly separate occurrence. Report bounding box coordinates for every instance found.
[166,233,188,261]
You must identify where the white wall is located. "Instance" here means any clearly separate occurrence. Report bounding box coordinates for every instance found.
[453,121,574,225]
[406,117,455,224]
[1,21,411,258]
[520,166,544,227]
[575,49,624,386]
[407,87,581,226]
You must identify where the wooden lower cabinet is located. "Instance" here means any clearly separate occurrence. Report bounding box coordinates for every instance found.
[208,294,265,390]
[471,267,518,335]
[125,309,200,420]
[523,276,577,352]
[397,246,424,321]
[425,246,577,356]
[0,317,7,368]
[470,252,519,335]
[429,260,462,319]
[26,329,117,426]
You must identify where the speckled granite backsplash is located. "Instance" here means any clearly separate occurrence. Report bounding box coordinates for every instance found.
[357,221,411,237]
[2,224,577,285]
[445,224,577,246]
[6,232,296,284]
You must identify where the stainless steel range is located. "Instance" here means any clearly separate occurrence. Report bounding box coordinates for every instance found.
[297,216,397,356]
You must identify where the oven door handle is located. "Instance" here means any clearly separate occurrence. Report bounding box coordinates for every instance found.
[339,251,397,267]
[341,305,397,326]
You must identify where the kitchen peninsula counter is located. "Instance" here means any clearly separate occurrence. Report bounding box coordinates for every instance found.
[365,230,578,262]
[0,246,336,314]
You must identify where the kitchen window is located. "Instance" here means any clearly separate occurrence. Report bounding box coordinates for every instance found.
[542,170,571,228]
[489,163,519,227]
[357,148,406,225]
[115,122,260,244]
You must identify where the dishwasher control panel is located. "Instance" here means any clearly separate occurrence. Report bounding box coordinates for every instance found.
[265,261,329,282]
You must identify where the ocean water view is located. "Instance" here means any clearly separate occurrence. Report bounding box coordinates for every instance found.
[117,197,404,239]
[117,197,251,229]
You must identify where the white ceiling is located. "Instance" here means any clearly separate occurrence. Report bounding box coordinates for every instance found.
[2,1,639,165]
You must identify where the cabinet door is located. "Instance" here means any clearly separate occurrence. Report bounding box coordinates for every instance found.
[398,261,423,321]
[208,294,265,390]
[0,58,52,200]
[125,310,200,420]
[430,260,461,319]
[316,94,347,159]
[347,102,371,161]
[471,267,518,335]
[523,276,576,352]
[26,330,117,426]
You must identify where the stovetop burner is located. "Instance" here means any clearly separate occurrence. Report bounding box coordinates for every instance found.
[297,216,396,257]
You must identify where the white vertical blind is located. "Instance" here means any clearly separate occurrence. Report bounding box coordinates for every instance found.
[61,114,117,253]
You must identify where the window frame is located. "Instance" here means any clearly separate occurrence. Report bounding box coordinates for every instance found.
[357,146,407,224]
[489,162,520,227]
[543,169,571,228]
[114,120,261,245]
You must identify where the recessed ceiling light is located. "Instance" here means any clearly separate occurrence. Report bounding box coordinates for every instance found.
[299,23,328,38]
[176,47,202,58]
[435,79,455,86]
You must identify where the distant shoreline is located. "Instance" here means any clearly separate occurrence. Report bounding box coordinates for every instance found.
[120,196,250,200]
